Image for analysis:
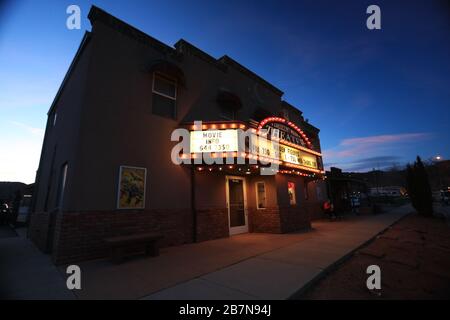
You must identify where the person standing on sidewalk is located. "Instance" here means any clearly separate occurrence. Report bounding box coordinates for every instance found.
[323,200,336,220]
[351,195,360,216]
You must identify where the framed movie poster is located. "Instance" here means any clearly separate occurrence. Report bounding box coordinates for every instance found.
[117,166,147,209]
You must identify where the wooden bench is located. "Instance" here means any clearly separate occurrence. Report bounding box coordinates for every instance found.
[104,233,163,263]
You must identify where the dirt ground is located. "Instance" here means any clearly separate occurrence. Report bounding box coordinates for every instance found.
[302,213,450,299]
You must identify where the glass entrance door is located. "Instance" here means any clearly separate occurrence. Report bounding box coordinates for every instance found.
[226,176,248,235]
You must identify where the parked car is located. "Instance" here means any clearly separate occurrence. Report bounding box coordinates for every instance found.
[1,203,10,225]
[441,189,450,205]
[16,195,32,225]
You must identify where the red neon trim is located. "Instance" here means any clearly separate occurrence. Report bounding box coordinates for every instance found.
[257,117,313,148]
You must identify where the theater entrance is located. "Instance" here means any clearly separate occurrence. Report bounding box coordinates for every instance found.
[226,176,249,235]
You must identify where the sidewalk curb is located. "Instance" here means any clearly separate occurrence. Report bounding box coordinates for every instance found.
[288,210,412,299]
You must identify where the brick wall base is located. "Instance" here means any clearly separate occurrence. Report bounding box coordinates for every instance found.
[28,203,321,264]
[56,210,188,264]
[28,211,51,252]
[308,202,326,220]
[196,208,229,242]
[28,207,232,265]
[248,207,282,233]
[279,205,312,233]
[248,203,316,234]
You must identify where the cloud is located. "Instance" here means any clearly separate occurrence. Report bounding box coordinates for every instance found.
[341,133,430,147]
[323,132,432,172]
[324,133,431,159]
[344,156,402,171]
[350,156,401,163]
[10,121,44,137]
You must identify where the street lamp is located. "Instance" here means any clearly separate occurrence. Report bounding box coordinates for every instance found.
[432,155,443,190]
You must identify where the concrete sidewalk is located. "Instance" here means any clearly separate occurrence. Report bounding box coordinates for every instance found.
[0,226,75,300]
[0,205,411,299]
[143,205,412,300]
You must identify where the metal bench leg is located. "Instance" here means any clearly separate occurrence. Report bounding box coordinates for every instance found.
[112,246,124,263]
[145,243,159,257]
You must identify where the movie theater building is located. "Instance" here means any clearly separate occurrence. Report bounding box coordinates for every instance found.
[29,6,326,264]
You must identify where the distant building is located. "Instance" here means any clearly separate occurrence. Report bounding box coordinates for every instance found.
[29,6,326,264]
[0,182,27,204]
[369,186,407,197]
[325,167,368,212]
[427,159,450,190]
[16,183,34,225]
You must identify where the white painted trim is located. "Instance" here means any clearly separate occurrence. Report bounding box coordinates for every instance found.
[55,162,68,210]
[225,175,248,235]
[255,181,266,210]
[152,72,177,100]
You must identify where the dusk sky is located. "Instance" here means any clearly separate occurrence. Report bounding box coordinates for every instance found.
[1,0,449,183]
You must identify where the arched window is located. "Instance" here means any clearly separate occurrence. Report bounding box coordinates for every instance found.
[152,72,177,119]
[217,89,242,120]
[148,60,185,119]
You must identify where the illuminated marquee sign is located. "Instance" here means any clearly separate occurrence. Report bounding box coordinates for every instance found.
[279,145,318,169]
[190,129,238,153]
[249,135,318,169]
[187,120,321,172]
[254,117,319,169]
[257,117,312,148]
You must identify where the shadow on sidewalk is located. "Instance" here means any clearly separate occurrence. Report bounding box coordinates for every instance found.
[0,225,18,239]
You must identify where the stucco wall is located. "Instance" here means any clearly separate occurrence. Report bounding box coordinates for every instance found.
[29,7,326,264]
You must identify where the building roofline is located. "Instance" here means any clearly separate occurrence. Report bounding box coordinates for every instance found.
[89,6,284,98]
[47,31,91,115]
[280,101,319,133]
[54,6,316,130]
[174,39,227,72]
[302,120,320,133]
[281,100,303,115]
[87,5,174,54]
[219,55,284,96]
